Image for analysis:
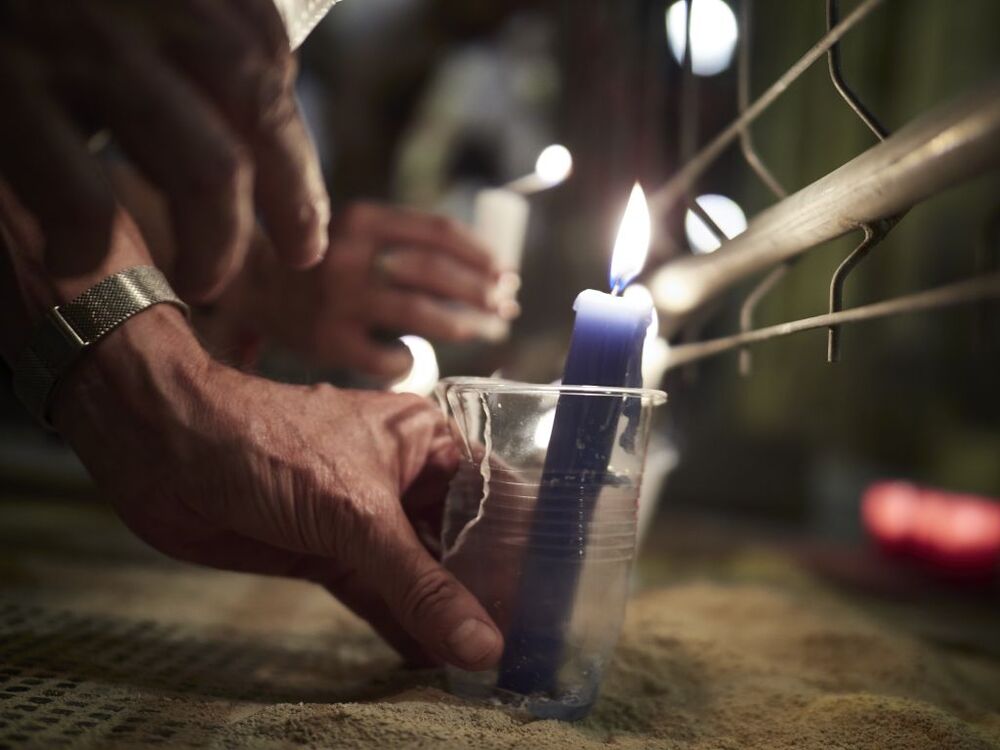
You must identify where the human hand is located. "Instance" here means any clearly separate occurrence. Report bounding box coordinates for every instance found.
[51,308,503,669]
[230,202,519,377]
[0,0,328,302]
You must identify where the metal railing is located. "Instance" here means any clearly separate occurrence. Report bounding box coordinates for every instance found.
[644,0,1000,371]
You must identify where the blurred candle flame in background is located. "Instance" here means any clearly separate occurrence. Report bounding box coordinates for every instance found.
[665,0,739,76]
[684,193,748,254]
[534,144,573,187]
[390,336,440,397]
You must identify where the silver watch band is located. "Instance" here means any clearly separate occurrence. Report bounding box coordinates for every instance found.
[11,266,189,428]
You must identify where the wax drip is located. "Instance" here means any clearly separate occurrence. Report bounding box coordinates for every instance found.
[617,319,647,453]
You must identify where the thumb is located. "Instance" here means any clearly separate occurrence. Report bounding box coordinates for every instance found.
[366,515,503,671]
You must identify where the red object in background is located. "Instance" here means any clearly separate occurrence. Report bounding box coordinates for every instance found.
[862,481,1000,578]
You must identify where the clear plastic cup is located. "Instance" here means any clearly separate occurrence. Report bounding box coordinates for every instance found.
[436,378,666,720]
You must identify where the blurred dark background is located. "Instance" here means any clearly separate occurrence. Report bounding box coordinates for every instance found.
[2,0,998,559]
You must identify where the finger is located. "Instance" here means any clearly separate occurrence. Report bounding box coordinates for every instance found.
[320,570,436,668]
[371,289,478,342]
[335,329,413,379]
[0,44,115,277]
[361,514,503,671]
[160,454,501,671]
[74,6,254,301]
[380,247,499,312]
[224,0,291,59]
[158,0,330,269]
[401,425,459,548]
[343,204,498,276]
[124,512,434,666]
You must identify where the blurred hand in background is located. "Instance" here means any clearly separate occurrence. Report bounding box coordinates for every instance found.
[221,201,516,378]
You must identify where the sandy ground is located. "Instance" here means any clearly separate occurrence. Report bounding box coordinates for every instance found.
[1,498,998,749]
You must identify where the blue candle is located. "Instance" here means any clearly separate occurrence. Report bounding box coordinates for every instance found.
[497,185,653,698]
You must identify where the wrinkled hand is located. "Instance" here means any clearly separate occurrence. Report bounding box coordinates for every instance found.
[52,307,503,669]
[0,0,329,301]
[228,202,518,377]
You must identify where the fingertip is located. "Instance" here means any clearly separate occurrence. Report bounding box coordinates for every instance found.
[371,340,415,381]
[498,299,521,321]
[172,266,233,304]
[498,271,522,295]
[274,196,331,269]
[172,239,246,304]
[445,618,504,671]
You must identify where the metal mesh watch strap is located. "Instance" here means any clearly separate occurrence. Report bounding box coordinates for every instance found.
[11,266,189,428]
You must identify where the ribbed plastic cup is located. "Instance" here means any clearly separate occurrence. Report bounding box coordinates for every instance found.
[436,378,666,720]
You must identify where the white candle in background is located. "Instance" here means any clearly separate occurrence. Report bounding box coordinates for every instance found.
[474,188,531,273]
[468,188,530,341]
[468,144,573,342]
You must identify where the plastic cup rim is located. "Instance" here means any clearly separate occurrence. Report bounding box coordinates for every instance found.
[439,376,667,404]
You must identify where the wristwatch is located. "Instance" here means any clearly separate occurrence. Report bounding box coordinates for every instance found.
[11,266,189,428]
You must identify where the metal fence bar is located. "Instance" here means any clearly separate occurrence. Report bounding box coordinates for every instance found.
[649,0,886,218]
[735,0,790,375]
[826,216,900,361]
[661,272,1000,370]
[823,0,897,362]
[649,79,1000,315]
[737,0,788,200]
[826,0,889,140]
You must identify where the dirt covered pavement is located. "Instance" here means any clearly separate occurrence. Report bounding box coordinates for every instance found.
[1,498,998,749]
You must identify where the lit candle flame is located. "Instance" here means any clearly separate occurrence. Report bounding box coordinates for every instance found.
[610,183,651,294]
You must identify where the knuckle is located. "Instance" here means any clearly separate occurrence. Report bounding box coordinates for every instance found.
[424,256,450,280]
[189,145,252,199]
[370,353,406,379]
[392,391,429,412]
[56,189,117,239]
[447,319,469,340]
[240,57,297,137]
[430,215,460,237]
[342,203,376,233]
[409,297,437,325]
[402,566,456,625]
[242,1,295,64]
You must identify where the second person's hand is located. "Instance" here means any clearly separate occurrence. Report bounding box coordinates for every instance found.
[220,202,520,377]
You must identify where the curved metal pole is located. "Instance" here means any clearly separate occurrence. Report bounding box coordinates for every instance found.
[648,80,1000,316]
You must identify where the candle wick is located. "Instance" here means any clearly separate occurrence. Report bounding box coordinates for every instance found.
[610,278,624,296]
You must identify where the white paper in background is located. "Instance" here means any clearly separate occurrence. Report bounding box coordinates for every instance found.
[273,0,342,49]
